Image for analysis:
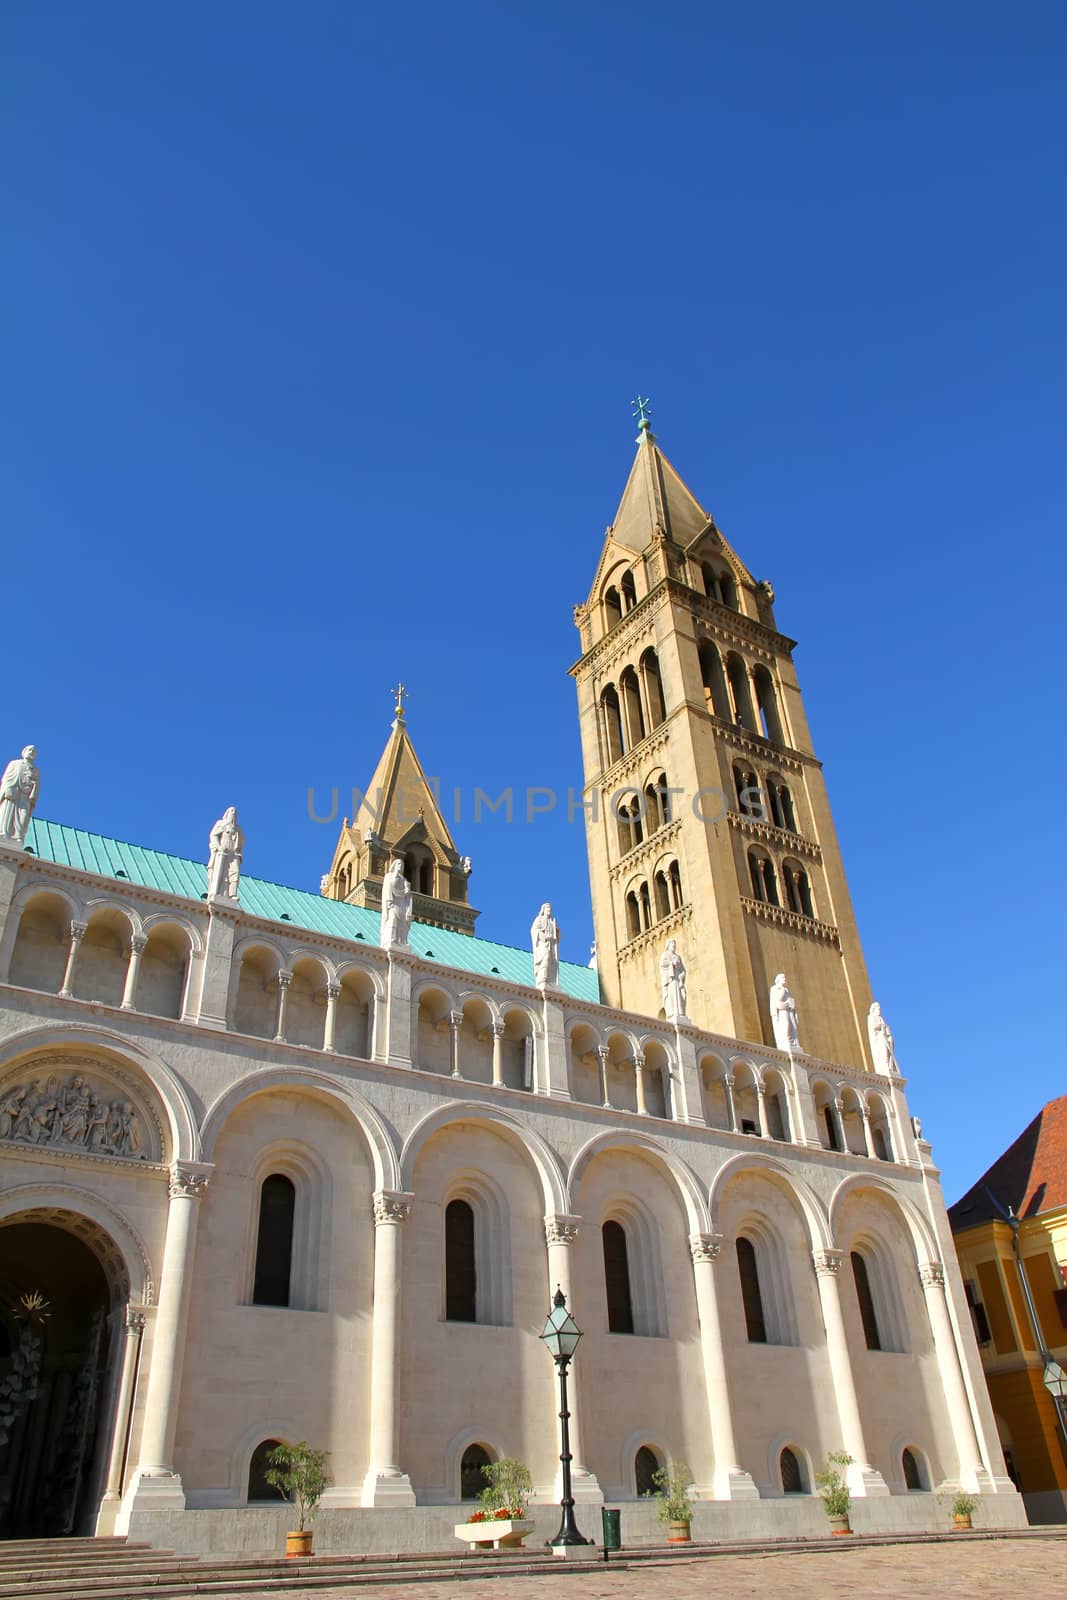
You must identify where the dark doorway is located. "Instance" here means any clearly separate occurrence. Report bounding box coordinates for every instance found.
[0,1221,115,1538]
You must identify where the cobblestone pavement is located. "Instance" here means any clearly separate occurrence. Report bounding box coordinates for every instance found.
[205,1537,1067,1600]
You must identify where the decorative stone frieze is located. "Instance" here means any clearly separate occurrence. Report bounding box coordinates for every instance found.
[727,811,822,862]
[0,1065,157,1160]
[741,895,840,947]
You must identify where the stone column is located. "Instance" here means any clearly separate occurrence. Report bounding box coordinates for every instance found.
[543,1216,600,1501]
[273,969,292,1043]
[723,1074,738,1133]
[361,1192,416,1506]
[323,980,340,1053]
[812,1249,888,1495]
[597,1047,611,1109]
[58,920,87,998]
[832,1097,847,1153]
[755,1085,770,1139]
[449,1010,464,1079]
[689,1234,759,1499]
[918,1261,990,1491]
[860,1107,877,1159]
[121,935,147,1012]
[101,1306,146,1504]
[633,1052,648,1116]
[121,1165,212,1521]
[490,1020,505,1087]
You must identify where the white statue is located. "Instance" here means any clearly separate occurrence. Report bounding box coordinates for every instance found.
[769,972,802,1053]
[660,939,687,1020]
[0,745,40,845]
[588,940,598,969]
[380,857,413,947]
[531,903,560,988]
[867,1001,899,1076]
[207,806,244,901]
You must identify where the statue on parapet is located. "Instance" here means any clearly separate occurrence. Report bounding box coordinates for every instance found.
[207,806,244,901]
[0,745,39,846]
[380,857,413,947]
[769,972,802,1054]
[660,939,688,1021]
[867,1002,899,1076]
[531,903,560,989]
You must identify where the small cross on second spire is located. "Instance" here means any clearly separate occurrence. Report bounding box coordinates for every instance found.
[631,394,655,443]
[390,681,409,722]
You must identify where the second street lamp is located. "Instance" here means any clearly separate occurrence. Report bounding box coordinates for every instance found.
[540,1288,590,1550]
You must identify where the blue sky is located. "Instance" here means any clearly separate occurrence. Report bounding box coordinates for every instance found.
[3,1,1064,1203]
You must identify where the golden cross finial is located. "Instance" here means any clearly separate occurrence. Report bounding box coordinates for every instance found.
[390,681,409,720]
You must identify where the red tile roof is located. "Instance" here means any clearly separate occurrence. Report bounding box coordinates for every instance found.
[950,1095,1067,1232]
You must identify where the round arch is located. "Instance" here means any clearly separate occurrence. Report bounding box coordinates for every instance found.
[9,878,81,921]
[82,896,142,936]
[400,1101,567,1215]
[141,911,204,955]
[0,1022,199,1162]
[201,1067,400,1192]
[708,1151,831,1250]
[0,1181,154,1303]
[568,1130,710,1234]
[828,1172,939,1261]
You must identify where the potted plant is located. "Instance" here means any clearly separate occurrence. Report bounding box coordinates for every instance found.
[816,1451,853,1536]
[263,1440,331,1557]
[651,1459,694,1544]
[454,1457,535,1551]
[952,1492,978,1530]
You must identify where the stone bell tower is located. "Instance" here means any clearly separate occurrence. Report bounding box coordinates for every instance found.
[571,405,875,1068]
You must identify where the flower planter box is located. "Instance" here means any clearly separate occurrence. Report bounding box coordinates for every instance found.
[666,1519,691,1544]
[952,1513,973,1530]
[454,1518,535,1551]
[827,1514,851,1536]
[285,1530,314,1557]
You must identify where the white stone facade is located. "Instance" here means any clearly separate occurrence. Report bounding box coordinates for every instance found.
[0,839,1024,1550]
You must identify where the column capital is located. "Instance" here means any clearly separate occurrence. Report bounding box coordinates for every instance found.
[812,1247,845,1276]
[129,934,148,954]
[918,1260,945,1289]
[632,1052,645,1070]
[325,980,341,999]
[276,969,293,989]
[70,919,87,939]
[168,1162,212,1200]
[689,1232,724,1264]
[544,1213,580,1247]
[125,1305,148,1332]
[448,1009,464,1031]
[596,1045,611,1064]
[373,1189,414,1225]
[722,1073,735,1090]
[490,1018,506,1038]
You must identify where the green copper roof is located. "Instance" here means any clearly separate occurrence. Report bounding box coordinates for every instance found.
[24,819,601,1005]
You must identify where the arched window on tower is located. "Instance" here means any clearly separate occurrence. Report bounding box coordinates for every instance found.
[621,570,637,612]
[640,648,666,728]
[602,1220,635,1333]
[604,586,622,631]
[252,1174,296,1307]
[698,640,731,721]
[720,570,739,610]
[747,848,780,906]
[639,880,652,930]
[644,779,662,833]
[619,666,646,749]
[851,1250,882,1350]
[445,1198,477,1322]
[654,871,670,921]
[668,860,683,910]
[734,764,762,817]
[404,845,434,896]
[768,780,797,833]
[626,891,641,940]
[615,792,643,856]
[735,1236,767,1343]
[726,653,756,731]
[601,684,625,766]
[784,861,815,919]
[701,562,721,603]
[753,666,784,744]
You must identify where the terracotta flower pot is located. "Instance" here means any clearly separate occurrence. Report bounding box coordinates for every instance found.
[828,1513,851,1536]
[285,1529,314,1558]
[667,1518,691,1543]
[953,1513,972,1530]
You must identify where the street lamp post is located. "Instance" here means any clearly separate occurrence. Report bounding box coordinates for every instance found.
[540,1288,590,1550]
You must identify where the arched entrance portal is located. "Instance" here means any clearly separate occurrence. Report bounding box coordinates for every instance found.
[0,1217,125,1538]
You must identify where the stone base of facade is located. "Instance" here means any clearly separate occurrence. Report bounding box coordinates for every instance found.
[359,1469,417,1508]
[112,1489,1028,1557]
[115,1469,187,1535]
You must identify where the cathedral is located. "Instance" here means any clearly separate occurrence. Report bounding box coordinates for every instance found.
[0,419,1023,1552]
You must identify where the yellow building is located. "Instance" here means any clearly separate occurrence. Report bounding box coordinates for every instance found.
[950,1094,1067,1520]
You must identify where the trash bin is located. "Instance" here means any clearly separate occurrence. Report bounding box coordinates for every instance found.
[601,1506,622,1552]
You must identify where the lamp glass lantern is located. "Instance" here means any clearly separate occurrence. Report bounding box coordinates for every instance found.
[541,1289,582,1361]
[1043,1359,1067,1400]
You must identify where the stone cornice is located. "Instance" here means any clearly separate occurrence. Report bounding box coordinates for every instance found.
[705,714,813,773]
[609,819,684,881]
[740,895,841,947]
[618,904,692,961]
[727,812,822,862]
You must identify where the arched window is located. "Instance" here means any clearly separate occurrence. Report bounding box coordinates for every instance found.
[248,1439,290,1502]
[720,571,739,610]
[620,666,646,748]
[851,1251,882,1350]
[601,684,625,766]
[726,654,756,730]
[639,880,652,930]
[446,1199,477,1323]
[640,648,666,728]
[768,781,797,833]
[252,1174,296,1307]
[615,793,642,855]
[404,846,434,896]
[753,665,783,744]
[460,1443,493,1499]
[668,860,683,910]
[655,773,670,826]
[701,562,721,603]
[635,1445,660,1497]
[747,849,780,906]
[734,765,762,816]
[654,871,670,921]
[784,862,814,919]
[621,570,637,612]
[602,1220,635,1334]
[780,1446,805,1494]
[736,1236,767,1343]
[604,586,622,630]
[626,891,641,940]
[872,1125,890,1161]
[902,1447,925,1491]
[699,640,731,720]
[644,781,662,833]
